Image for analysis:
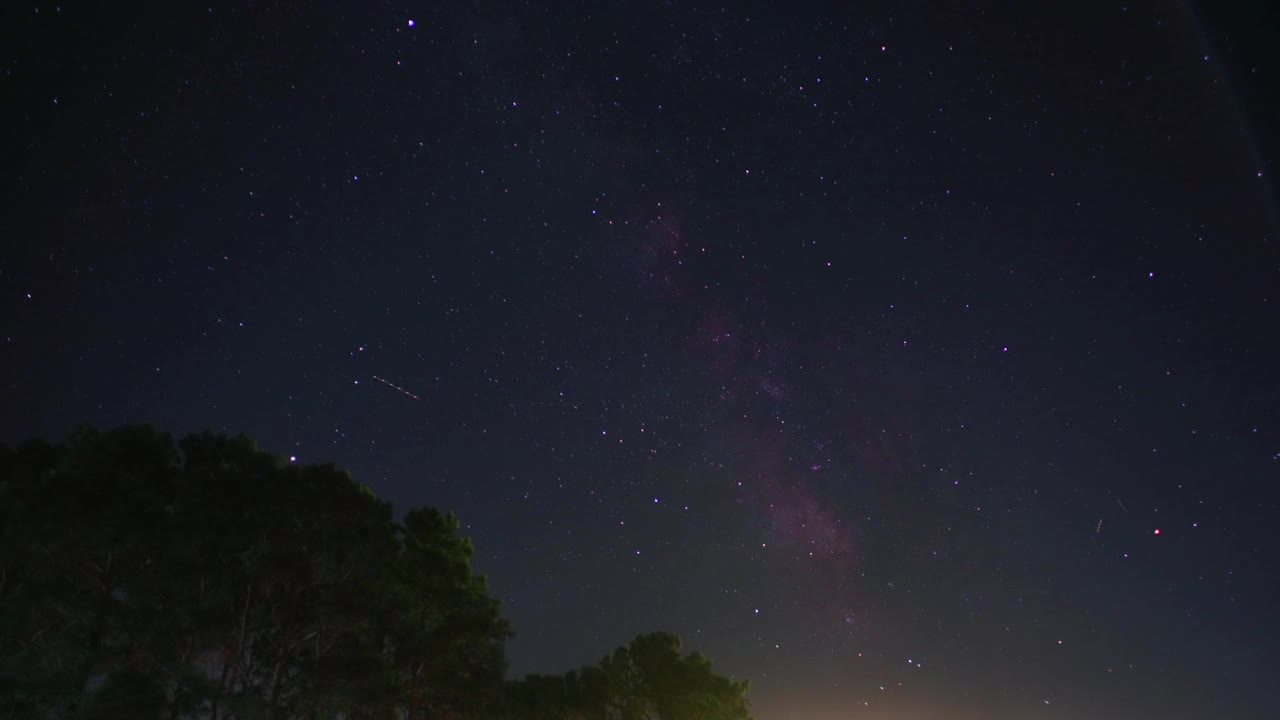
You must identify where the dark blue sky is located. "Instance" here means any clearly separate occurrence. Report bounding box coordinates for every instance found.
[5,2,1279,718]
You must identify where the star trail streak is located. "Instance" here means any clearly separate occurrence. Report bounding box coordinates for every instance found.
[371,375,420,401]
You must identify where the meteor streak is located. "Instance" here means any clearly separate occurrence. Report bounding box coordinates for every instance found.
[371,375,420,401]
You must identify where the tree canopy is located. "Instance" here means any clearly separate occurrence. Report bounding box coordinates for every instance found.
[504,633,750,720]
[0,424,751,720]
[0,425,509,720]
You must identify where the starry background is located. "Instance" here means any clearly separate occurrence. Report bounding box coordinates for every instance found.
[4,2,1280,718]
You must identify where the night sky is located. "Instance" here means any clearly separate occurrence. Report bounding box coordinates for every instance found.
[5,2,1280,719]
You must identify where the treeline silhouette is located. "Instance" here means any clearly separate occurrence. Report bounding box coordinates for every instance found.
[0,425,751,720]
